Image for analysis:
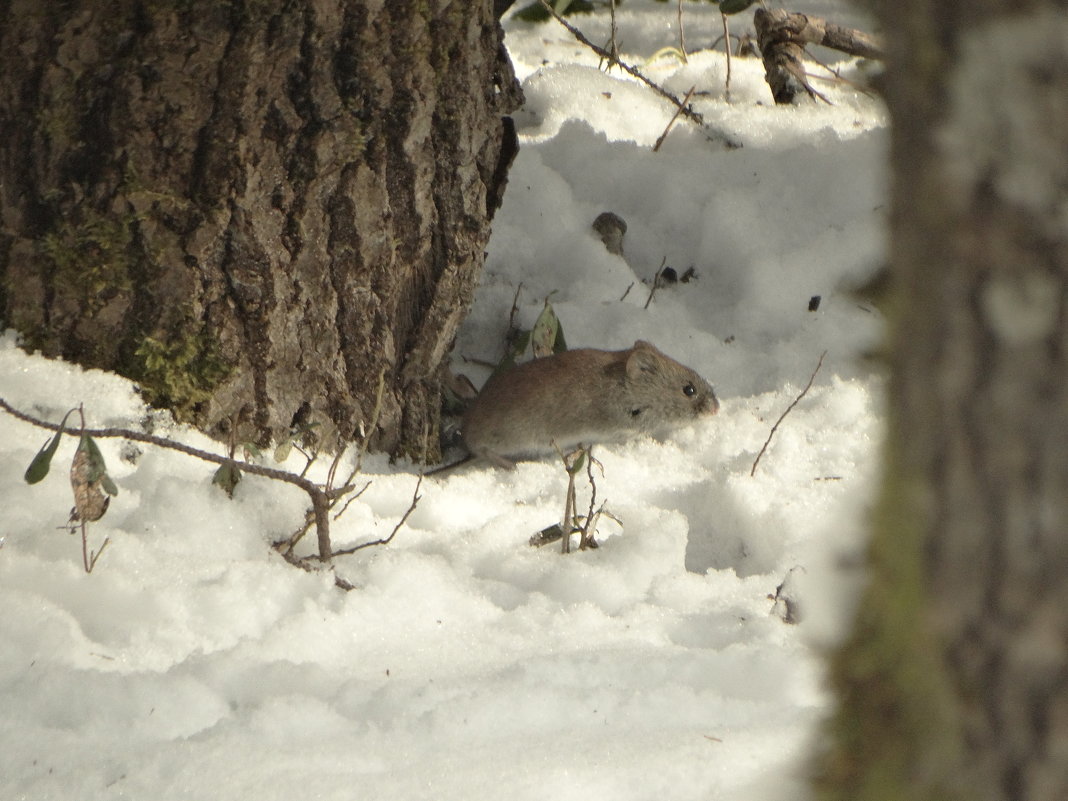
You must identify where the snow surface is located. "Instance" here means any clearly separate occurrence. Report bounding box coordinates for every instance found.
[0,2,887,799]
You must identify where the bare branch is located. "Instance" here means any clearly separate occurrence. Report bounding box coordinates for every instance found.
[722,12,733,100]
[644,256,669,309]
[755,8,882,105]
[0,395,337,563]
[606,0,619,67]
[578,447,603,550]
[333,480,373,521]
[332,475,422,556]
[750,351,827,477]
[676,0,688,62]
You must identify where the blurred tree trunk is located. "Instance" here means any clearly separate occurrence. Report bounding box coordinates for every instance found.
[0,0,521,459]
[818,2,1068,800]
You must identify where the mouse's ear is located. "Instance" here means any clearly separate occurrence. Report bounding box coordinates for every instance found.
[626,346,662,379]
[632,340,655,351]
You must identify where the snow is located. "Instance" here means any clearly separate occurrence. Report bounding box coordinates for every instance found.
[0,2,886,799]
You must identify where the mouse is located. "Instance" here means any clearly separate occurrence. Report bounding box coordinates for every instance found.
[452,340,719,470]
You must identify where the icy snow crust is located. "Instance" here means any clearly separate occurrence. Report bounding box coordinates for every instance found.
[0,2,885,799]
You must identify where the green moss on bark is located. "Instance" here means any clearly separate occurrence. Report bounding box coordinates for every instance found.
[132,330,232,418]
[39,209,135,315]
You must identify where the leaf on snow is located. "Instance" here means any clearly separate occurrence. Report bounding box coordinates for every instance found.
[213,462,242,498]
[23,408,78,484]
[70,445,111,522]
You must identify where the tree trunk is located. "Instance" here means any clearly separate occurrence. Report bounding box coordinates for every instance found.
[819,3,1068,801]
[0,0,521,459]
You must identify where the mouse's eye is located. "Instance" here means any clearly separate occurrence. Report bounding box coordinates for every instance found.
[683,383,696,397]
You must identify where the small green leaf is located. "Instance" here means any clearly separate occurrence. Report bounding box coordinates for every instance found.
[494,329,531,377]
[78,435,108,483]
[513,2,552,21]
[513,0,592,22]
[510,328,532,355]
[25,431,64,484]
[531,301,561,358]
[212,462,242,498]
[101,475,119,497]
[718,0,756,15]
[553,321,568,354]
[274,439,294,462]
[73,436,119,497]
[649,46,688,64]
[23,409,76,484]
[567,449,587,475]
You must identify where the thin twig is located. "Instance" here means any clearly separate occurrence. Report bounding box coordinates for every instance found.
[331,368,385,503]
[676,0,688,62]
[579,447,600,550]
[331,475,422,556]
[606,0,619,67]
[508,283,523,330]
[537,0,740,148]
[722,12,733,100]
[561,454,577,554]
[278,371,384,555]
[326,443,347,491]
[81,531,110,573]
[333,480,372,520]
[0,398,323,490]
[543,0,693,116]
[653,85,696,152]
[750,351,827,477]
[644,256,668,309]
[804,48,877,98]
[294,443,316,478]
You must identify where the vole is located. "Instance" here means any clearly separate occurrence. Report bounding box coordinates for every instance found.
[453,340,719,470]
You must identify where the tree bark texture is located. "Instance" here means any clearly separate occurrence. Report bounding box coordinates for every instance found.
[820,3,1068,801]
[754,8,884,104]
[0,0,522,458]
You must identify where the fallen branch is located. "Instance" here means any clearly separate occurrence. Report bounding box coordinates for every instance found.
[750,351,827,477]
[754,8,883,104]
[331,475,422,557]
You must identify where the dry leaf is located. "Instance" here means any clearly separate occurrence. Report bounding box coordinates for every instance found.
[70,447,110,522]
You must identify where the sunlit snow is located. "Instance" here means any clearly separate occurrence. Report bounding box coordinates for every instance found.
[0,3,886,799]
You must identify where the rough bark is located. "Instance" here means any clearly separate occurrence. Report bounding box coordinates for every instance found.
[0,0,522,459]
[754,8,884,104]
[819,3,1068,801]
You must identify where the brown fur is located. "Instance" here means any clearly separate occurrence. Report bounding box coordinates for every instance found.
[461,340,719,468]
